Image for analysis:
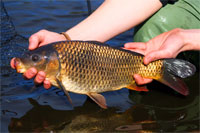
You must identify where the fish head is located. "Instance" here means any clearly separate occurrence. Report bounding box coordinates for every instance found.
[14,45,60,76]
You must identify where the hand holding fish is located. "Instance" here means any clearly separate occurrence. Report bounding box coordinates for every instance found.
[28,29,66,50]
[11,29,66,89]
[10,0,164,89]
[11,28,200,89]
[124,28,200,85]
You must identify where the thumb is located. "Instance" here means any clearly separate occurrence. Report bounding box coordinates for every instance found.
[29,30,46,50]
[29,35,40,50]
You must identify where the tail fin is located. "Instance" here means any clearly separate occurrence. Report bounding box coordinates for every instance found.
[163,59,196,78]
[157,59,196,96]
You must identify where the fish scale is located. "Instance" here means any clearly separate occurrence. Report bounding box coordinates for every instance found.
[53,41,163,93]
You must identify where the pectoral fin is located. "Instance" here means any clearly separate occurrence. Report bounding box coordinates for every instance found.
[87,93,107,109]
[56,77,73,105]
[126,81,149,92]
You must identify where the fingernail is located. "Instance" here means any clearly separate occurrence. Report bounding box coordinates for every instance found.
[29,45,34,50]
[38,75,44,80]
[124,43,129,47]
[44,85,49,89]
[44,81,50,89]
[144,57,149,65]
[30,70,36,76]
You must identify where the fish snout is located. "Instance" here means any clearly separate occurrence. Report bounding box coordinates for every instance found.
[14,58,20,68]
[14,58,25,73]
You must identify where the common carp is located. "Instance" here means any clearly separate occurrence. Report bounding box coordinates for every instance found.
[14,41,196,109]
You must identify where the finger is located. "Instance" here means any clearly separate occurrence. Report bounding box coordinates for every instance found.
[123,48,145,55]
[43,79,51,89]
[134,74,153,85]
[23,68,37,79]
[34,71,46,84]
[124,42,146,50]
[144,50,171,65]
[29,35,40,50]
[10,58,16,69]
[29,30,46,50]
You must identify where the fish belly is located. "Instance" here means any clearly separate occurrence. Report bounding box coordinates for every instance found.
[60,72,133,94]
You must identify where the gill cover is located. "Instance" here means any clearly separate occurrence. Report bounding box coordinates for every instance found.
[15,44,61,86]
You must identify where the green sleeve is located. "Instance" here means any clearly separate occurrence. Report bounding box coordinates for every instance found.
[133,0,200,69]
[134,0,200,42]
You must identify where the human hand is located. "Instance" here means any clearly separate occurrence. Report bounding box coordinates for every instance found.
[124,28,189,85]
[10,29,67,89]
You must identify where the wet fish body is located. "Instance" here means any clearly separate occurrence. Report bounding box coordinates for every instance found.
[14,41,196,108]
[53,41,163,94]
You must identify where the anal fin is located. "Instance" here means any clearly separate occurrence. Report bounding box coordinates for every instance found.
[126,82,149,92]
[87,93,107,109]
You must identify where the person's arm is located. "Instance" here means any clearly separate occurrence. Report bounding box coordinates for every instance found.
[179,29,200,51]
[66,0,162,42]
[28,0,162,50]
[124,28,200,85]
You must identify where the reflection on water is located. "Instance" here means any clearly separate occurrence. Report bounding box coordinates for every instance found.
[1,0,199,132]
[6,76,200,132]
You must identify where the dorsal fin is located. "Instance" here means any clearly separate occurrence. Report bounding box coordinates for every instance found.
[47,40,144,57]
[84,40,110,47]
[84,41,144,56]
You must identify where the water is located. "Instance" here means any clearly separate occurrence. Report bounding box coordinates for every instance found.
[1,1,199,132]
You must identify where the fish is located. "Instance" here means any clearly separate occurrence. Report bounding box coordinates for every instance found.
[14,41,196,109]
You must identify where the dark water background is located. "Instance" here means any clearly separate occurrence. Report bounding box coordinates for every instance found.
[1,0,199,132]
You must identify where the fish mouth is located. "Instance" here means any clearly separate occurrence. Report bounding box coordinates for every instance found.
[14,58,26,73]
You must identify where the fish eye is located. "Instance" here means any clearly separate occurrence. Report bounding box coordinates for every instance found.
[31,54,40,62]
